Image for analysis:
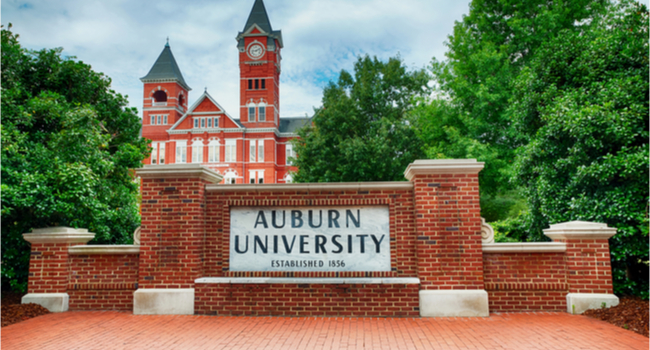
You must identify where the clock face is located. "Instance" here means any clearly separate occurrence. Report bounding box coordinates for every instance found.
[247,44,265,60]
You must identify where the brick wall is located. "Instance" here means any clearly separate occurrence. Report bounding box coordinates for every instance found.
[67,254,138,310]
[564,240,614,294]
[487,291,566,312]
[139,177,210,288]
[24,162,618,316]
[483,252,568,312]
[68,290,134,311]
[195,283,419,317]
[27,243,72,294]
[412,173,483,290]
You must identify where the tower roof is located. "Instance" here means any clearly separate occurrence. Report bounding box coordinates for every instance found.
[237,0,283,48]
[243,0,273,33]
[140,42,191,91]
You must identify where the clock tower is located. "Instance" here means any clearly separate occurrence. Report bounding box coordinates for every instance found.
[237,0,283,129]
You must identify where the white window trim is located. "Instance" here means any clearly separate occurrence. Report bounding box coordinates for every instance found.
[286,143,294,165]
[208,140,220,163]
[248,106,256,122]
[258,140,264,162]
[159,142,166,164]
[249,140,256,162]
[151,142,158,164]
[192,140,203,164]
[225,139,237,163]
[176,141,187,164]
[258,105,266,122]
[224,170,237,184]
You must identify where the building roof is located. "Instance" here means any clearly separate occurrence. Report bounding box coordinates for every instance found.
[140,42,191,91]
[279,117,312,133]
[168,89,238,132]
[237,0,283,49]
[243,0,273,34]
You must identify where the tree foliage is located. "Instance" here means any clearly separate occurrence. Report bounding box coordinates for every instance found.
[510,1,649,297]
[416,0,608,195]
[293,55,429,182]
[1,25,150,292]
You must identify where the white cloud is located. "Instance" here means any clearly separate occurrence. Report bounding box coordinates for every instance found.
[2,0,471,119]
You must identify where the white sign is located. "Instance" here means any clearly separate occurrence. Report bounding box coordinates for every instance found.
[229,206,390,272]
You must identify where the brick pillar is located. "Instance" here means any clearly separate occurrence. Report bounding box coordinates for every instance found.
[543,221,619,314]
[134,164,222,315]
[404,159,488,317]
[22,227,95,312]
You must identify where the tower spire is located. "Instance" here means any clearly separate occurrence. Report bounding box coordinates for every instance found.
[243,0,273,33]
[141,42,191,91]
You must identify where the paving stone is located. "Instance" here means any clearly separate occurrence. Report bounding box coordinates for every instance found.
[2,311,648,350]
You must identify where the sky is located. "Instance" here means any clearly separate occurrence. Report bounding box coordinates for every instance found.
[3,0,472,119]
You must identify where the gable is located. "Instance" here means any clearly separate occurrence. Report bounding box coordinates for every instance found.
[194,98,222,113]
[222,117,241,129]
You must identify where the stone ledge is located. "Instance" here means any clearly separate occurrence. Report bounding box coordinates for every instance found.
[195,277,421,284]
[23,227,95,244]
[567,293,619,314]
[206,182,413,192]
[419,290,489,317]
[482,242,566,253]
[544,221,617,240]
[133,288,194,315]
[68,245,140,255]
[136,164,223,184]
[404,159,484,180]
[22,293,69,312]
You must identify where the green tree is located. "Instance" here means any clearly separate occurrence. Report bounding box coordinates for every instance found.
[1,25,150,292]
[510,1,649,297]
[293,55,429,182]
[418,0,608,196]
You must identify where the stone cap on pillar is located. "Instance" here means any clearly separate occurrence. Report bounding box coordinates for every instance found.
[543,221,617,241]
[23,227,95,244]
[136,164,223,184]
[404,159,485,181]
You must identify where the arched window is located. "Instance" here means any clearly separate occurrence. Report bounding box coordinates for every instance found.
[224,171,237,184]
[175,140,187,163]
[191,139,204,163]
[153,90,167,102]
[248,103,256,122]
[178,93,185,107]
[258,103,266,122]
[208,139,220,163]
[286,143,295,165]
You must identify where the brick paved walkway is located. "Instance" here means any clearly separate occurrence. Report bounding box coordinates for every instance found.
[2,311,647,349]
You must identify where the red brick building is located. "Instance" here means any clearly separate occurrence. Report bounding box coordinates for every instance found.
[140,0,309,184]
